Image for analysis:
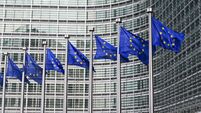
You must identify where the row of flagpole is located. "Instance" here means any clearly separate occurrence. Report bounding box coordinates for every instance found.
[0,37,89,113]
[0,17,151,113]
[1,6,185,113]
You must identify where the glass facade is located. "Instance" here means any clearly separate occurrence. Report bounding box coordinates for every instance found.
[0,0,150,113]
[153,0,201,113]
[1,0,200,113]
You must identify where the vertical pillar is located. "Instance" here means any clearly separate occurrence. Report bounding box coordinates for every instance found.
[147,8,154,113]
[88,27,94,113]
[41,41,47,113]
[64,35,70,113]
[20,47,27,113]
[116,18,122,113]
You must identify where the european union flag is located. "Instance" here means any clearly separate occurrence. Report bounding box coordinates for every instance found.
[25,53,42,84]
[152,17,185,53]
[0,73,3,86]
[68,41,90,69]
[94,35,129,62]
[46,49,64,74]
[7,56,29,83]
[120,27,150,65]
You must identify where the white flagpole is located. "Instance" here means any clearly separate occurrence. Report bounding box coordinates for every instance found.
[2,53,7,113]
[89,27,94,113]
[147,8,154,113]
[116,18,122,113]
[41,41,47,113]
[20,47,27,113]
[64,34,70,113]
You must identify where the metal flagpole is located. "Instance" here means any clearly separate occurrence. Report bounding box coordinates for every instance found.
[89,27,94,113]
[2,52,7,113]
[147,8,154,113]
[20,47,27,113]
[116,18,122,113]
[41,41,47,113]
[64,34,70,113]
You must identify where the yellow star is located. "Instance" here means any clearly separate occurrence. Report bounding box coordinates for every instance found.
[163,41,166,44]
[114,54,116,56]
[172,43,175,46]
[143,44,146,47]
[110,55,112,57]
[80,62,83,64]
[102,46,105,48]
[74,56,77,59]
[133,48,136,51]
[160,32,163,35]
[74,52,77,54]
[167,44,170,46]
[170,35,173,38]
[162,27,165,30]
[142,49,144,52]
[103,50,106,52]
[130,39,132,42]
[130,44,133,47]
[103,42,106,44]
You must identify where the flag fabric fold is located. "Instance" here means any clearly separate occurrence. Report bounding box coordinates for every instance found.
[119,27,150,65]
[24,53,42,84]
[46,49,64,74]
[7,57,30,83]
[68,41,90,69]
[152,17,185,53]
[94,35,129,62]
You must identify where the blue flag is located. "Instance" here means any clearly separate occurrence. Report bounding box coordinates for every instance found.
[152,17,185,53]
[7,56,29,83]
[68,41,90,69]
[0,73,3,86]
[25,53,42,84]
[94,35,129,62]
[46,49,64,74]
[120,27,150,65]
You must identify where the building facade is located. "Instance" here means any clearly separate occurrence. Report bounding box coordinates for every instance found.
[153,0,201,113]
[0,0,150,113]
[0,0,200,113]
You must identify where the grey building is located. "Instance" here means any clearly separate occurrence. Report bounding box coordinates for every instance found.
[0,0,150,113]
[153,0,201,113]
[0,0,200,113]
